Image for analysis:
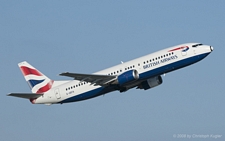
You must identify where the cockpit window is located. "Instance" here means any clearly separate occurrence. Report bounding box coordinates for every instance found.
[192,44,203,47]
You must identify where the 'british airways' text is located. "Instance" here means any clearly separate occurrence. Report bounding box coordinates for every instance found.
[143,55,178,69]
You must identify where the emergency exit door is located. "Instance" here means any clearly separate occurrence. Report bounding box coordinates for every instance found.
[55,89,61,99]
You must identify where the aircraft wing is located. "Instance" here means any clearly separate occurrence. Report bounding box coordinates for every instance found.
[59,72,117,86]
[8,93,43,99]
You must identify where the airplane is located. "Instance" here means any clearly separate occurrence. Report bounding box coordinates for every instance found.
[8,43,213,105]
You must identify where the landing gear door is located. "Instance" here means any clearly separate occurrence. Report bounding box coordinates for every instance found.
[55,88,61,99]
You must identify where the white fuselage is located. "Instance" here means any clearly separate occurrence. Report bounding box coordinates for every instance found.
[34,43,213,104]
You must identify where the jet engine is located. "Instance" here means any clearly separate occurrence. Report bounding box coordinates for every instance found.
[137,76,163,90]
[115,70,139,86]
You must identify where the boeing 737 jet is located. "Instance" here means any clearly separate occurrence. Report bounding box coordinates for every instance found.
[8,43,213,105]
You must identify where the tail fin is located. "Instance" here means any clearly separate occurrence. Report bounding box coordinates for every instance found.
[18,61,54,93]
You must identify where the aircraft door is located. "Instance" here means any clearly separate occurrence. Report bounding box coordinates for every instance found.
[181,51,187,56]
[193,48,196,54]
[181,46,189,56]
[55,88,61,99]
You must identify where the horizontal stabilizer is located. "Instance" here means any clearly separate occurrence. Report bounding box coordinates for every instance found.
[7,93,43,99]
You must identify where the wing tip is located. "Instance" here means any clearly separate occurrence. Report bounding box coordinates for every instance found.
[59,72,69,76]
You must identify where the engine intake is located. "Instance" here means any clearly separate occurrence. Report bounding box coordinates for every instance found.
[116,70,139,86]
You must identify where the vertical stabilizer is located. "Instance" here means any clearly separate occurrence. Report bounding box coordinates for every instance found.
[18,61,54,93]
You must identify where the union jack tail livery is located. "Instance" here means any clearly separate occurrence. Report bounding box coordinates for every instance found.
[18,61,54,93]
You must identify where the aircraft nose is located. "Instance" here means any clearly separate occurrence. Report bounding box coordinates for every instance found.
[210,46,214,52]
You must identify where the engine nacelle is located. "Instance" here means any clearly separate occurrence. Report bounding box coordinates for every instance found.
[138,76,163,90]
[116,70,139,86]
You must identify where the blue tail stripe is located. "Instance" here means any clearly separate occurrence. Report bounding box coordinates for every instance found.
[27,79,45,88]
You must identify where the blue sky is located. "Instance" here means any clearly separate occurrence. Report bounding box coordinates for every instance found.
[1,1,224,140]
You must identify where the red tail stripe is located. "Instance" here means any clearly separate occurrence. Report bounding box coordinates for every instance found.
[20,66,42,76]
[36,80,54,93]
